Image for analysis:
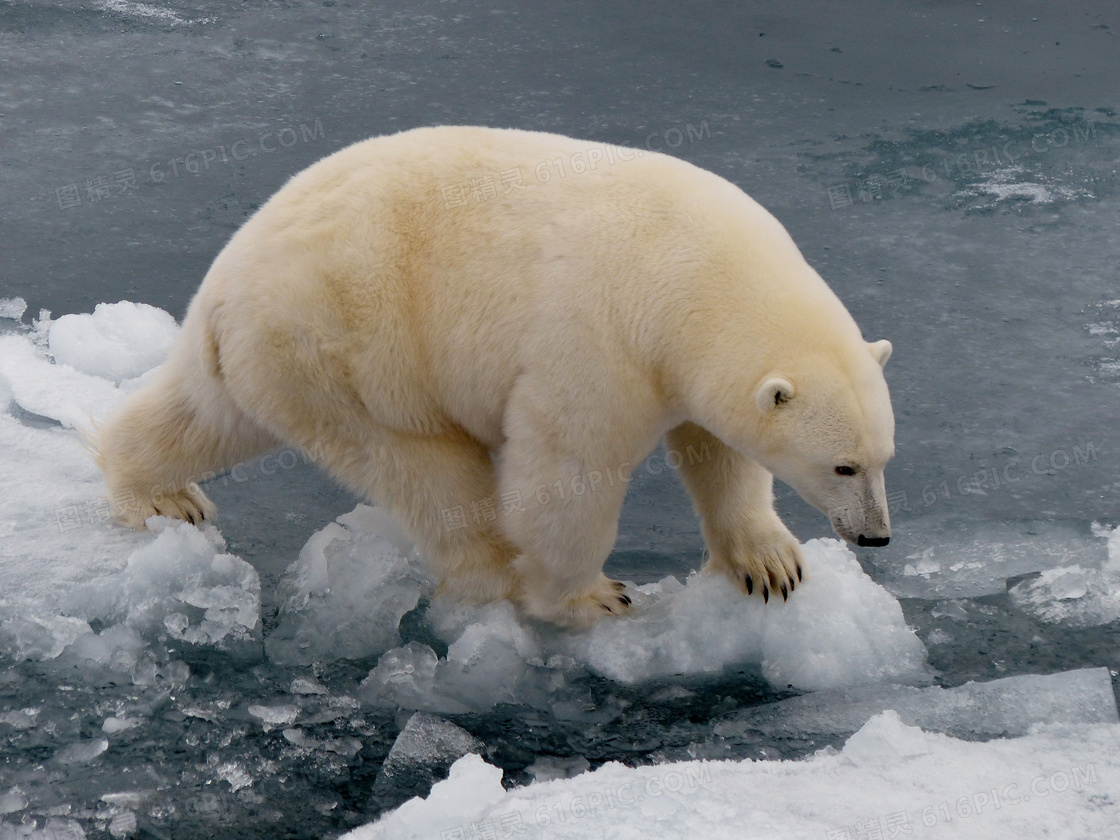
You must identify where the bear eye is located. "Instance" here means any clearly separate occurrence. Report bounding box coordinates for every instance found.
[835,465,857,476]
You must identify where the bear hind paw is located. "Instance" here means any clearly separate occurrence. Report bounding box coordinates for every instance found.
[113,484,216,530]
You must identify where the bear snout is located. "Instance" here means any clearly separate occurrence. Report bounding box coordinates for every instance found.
[856,534,890,547]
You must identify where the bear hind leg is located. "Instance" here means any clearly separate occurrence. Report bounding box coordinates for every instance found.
[320,427,520,604]
[94,358,278,529]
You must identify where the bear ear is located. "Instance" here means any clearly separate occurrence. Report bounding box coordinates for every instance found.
[755,377,796,413]
[868,339,893,368]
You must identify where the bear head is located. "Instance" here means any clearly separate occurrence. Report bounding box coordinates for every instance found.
[750,338,895,547]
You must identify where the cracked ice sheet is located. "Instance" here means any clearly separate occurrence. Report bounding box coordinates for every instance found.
[862,516,1108,599]
[344,715,1120,840]
[1009,523,1120,627]
[710,667,1119,742]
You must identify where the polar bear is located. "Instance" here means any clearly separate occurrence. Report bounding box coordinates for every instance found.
[95,126,895,630]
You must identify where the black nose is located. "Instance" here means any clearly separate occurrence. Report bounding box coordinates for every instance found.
[857,535,890,547]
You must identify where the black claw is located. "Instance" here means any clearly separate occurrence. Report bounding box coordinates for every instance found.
[186,512,196,525]
[781,583,788,601]
[619,594,632,607]
[602,603,613,613]
[745,575,753,595]
[763,586,770,604]
[796,563,803,582]
[612,580,625,590]
[788,578,795,592]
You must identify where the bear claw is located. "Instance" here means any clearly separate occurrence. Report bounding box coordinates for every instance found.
[745,574,753,595]
[521,574,632,628]
[763,586,770,604]
[781,583,788,601]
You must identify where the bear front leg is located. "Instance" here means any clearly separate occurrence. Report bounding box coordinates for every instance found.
[497,375,662,630]
[500,455,634,630]
[666,422,803,602]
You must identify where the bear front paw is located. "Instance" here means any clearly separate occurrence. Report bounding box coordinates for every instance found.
[707,529,804,604]
[515,574,632,630]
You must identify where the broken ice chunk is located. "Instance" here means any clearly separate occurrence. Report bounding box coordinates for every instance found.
[283,728,318,749]
[266,505,433,666]
[62,517,261,662]
[108,810,138,839]
[215,761,253,791]
[290,677,329,696]
[0,708,39,730]
[101,716,142,734]
[54,738,109,765]
[867,518,1107,599]
[0,297,27,321]
[248,704,299,732]
[373,712,482,802]
[0,614,92,662]
[565,538,929,691]
[360,642,465,714]
[842,710,931,766]
[0,788,29,815]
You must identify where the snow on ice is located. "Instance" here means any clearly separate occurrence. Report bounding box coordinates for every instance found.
[0,303,260,672]
[293,512,932,706]
[345,714,1120,840]
[48,301,179,384]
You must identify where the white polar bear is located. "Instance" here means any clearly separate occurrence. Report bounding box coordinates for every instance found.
[95,126,895,630]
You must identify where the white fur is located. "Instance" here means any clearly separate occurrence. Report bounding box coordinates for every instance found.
[94,126,895,629]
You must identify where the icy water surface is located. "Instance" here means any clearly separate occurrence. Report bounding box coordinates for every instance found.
[3,1,1120,838]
